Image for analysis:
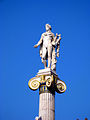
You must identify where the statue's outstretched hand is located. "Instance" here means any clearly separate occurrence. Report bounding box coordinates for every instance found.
[34,45,38,48]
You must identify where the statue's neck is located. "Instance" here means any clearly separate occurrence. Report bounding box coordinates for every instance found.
[46,30,51,33]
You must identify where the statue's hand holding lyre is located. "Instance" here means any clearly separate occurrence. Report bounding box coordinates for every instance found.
[56,33,58,38]
[58,34,61,40]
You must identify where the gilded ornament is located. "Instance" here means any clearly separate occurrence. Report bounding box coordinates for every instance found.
[28,77,40,90]
[56,79,66,93]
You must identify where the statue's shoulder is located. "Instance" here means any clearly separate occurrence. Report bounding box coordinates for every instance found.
[42,32,47,36]
[43,32,54,36]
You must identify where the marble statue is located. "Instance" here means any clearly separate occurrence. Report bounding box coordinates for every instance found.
[34,24,61,71]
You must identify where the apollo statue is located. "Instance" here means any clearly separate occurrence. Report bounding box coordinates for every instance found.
[34,24,61,71]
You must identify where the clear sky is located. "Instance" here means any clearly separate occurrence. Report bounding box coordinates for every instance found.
[0,0,90,120]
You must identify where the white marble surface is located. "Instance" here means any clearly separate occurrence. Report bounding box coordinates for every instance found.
[37,68,57,76]
[39,93,55,120]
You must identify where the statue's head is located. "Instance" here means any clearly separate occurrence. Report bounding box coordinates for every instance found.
[45,24,52,31]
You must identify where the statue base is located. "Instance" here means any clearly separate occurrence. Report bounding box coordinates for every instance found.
[37,68,57,76]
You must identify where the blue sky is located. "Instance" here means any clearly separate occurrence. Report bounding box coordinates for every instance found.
[0,0,90,120]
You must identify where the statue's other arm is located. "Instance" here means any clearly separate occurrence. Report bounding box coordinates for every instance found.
[56,34,61,57]
[34,35,43,48]
[56,34,61,45]
[52,33,58,46]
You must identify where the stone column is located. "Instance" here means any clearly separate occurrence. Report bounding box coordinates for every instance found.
[39,85,55,120]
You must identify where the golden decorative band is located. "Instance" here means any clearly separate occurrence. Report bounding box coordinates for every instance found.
[39,85,55,95]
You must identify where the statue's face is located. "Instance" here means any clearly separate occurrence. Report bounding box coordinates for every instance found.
[46,25,50,31]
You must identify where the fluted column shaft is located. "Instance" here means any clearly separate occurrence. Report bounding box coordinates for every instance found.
[39,88,55,120]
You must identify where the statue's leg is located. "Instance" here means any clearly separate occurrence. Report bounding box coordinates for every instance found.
[48,45,52,68]
[42,47,47,68]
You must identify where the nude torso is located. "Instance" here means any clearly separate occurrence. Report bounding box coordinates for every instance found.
[42,32,54,48]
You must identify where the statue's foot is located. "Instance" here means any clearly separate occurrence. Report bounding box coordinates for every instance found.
[45,66,47,69]
[47,66,50,68]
